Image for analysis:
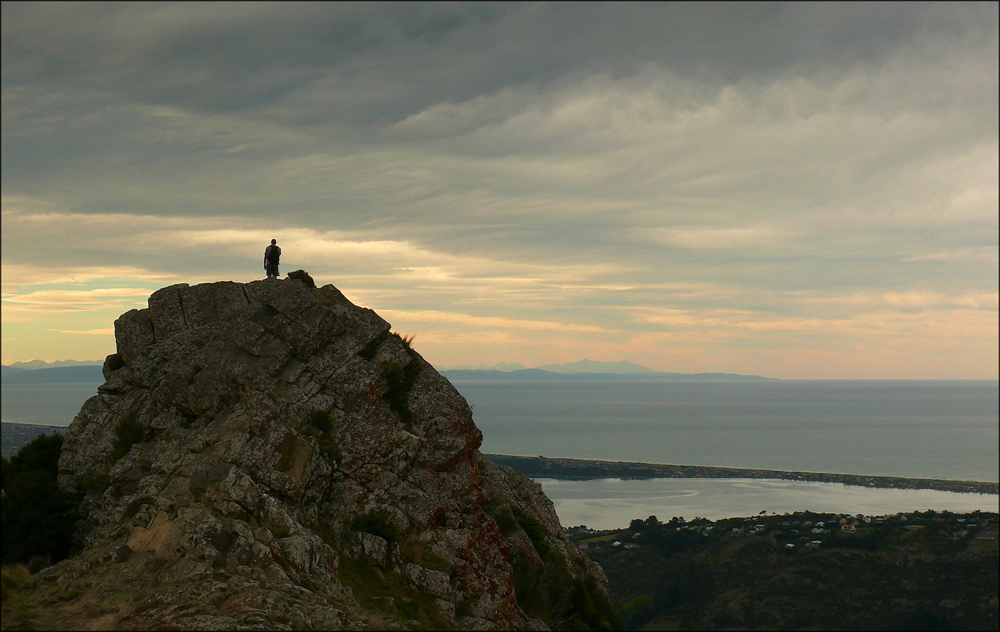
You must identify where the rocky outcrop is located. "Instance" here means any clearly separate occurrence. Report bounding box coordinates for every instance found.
[31,278,617,630]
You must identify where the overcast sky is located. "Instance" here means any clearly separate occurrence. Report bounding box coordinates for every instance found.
[2,2,997,378]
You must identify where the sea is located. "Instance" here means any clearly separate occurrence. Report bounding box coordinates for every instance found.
[3,378,998,529]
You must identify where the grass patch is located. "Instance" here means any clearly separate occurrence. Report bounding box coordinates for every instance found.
[512,506,550,559]
[398,540,453,575]
[580,534,620,544]
[482,498,519,535]
[1,564,30,604]
[493,506,519,536]
[337,554,453,630]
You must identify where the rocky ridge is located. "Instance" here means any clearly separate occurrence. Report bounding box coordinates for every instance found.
[17,279,616,630]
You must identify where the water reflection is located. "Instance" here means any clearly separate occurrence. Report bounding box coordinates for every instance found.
[538,478,1000,530]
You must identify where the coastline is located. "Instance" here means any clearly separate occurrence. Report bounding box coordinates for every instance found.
[482,454,999,496]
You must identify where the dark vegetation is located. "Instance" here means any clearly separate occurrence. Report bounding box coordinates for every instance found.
[335,551,453,631]
[109,410,148,464]
[359,332,422,431]
[573,511,999,630]
[352,509,402,545]
[1,434,78,567]
[483,498,625,630]
[303,409,343,469]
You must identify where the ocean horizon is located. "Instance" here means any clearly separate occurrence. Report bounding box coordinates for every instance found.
[451,378,999,484]
[3,378,997,528]
[3,378,997,480]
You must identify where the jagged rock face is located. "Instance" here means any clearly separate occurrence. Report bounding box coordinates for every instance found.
[50,279,615,630]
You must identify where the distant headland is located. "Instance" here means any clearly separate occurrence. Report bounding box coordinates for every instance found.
[483,454,999,496]
[7,423,993,494]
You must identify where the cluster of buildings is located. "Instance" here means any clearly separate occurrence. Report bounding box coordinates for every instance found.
[566,511,999,551]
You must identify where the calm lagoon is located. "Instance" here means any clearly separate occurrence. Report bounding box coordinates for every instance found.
[538,477,1000,530]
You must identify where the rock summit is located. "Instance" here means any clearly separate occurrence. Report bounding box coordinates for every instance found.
[37,278,617,630]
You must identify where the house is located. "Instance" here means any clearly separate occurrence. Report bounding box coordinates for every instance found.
[841,524,856,533]
[811,527,825,534]
[624,543,640,550]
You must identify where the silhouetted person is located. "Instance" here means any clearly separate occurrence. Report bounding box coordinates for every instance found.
[264,239,281,278]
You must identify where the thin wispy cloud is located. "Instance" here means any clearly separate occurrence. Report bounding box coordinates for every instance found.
[46,328,115,336]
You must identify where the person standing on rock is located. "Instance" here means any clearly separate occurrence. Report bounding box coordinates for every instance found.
[264,239,281,278]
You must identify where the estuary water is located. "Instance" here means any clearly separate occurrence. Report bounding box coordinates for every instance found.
[536,478,999,531]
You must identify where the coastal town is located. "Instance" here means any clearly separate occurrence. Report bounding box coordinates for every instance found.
[570,509,999,630]
[567,509,1000,552]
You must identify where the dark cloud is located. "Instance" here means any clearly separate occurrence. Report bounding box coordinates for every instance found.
[2,2,996,376]
[5,3,995,122]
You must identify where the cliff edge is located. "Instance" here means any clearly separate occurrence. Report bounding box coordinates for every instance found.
[14,278,617,630]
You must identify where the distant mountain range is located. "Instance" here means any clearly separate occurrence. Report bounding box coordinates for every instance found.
[1,365,105,384]
[2,359,103,371]
[440,369,773,381]
[438,359,658,374]
[438,359,773,381]
[1,358,774,383]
